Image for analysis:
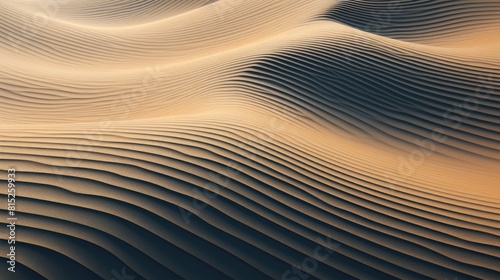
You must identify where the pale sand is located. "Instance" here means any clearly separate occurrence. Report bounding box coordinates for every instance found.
[0,1,499,279]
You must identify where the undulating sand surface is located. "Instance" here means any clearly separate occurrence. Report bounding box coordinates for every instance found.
[1,1,499,279]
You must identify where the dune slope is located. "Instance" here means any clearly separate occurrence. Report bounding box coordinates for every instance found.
[1,1,499,279]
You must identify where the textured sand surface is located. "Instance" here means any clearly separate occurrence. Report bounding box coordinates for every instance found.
[1,1,499,279]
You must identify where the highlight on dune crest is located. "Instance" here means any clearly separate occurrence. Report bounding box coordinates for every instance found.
[0,0,499,279]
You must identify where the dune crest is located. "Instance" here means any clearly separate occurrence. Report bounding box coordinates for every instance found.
[1,1,499,279]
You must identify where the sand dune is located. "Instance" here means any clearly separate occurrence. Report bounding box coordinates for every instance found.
[1,1,499,279]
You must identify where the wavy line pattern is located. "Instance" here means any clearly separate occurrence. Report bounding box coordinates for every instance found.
[0,1,499,280]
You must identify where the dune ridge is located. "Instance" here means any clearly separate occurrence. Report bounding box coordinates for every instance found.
[1,1,499,279]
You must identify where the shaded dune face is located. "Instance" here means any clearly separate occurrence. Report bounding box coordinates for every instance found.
[0,1,499,280]
[323,0,500,45]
